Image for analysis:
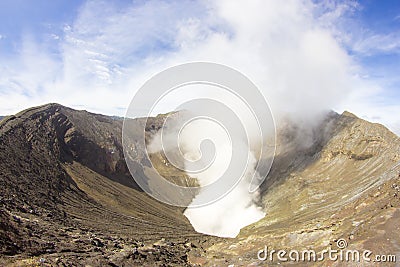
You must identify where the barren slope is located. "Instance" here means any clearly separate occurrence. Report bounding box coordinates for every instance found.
[0,104,214,266]
[195,112,400,266]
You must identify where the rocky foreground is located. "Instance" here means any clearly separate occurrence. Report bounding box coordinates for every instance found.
[0,103,399,266]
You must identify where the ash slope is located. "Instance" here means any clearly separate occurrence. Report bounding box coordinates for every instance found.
[0,103,213,266]
[199,111,400,266]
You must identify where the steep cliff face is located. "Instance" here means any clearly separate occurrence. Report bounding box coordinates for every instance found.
[1,104,399,266]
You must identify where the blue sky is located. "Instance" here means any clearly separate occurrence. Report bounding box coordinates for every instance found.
[0,0,399,133]
[351,0,400,98]
[0,0,82,53]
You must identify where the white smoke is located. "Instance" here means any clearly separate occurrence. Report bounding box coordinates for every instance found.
[144,1,358,237]
[148,112,266,238]
[181,127,265,238]
[144,78,274,238]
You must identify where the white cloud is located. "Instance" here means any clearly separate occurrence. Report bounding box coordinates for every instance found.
[0,0,399,136]
[0,34,62,112]
[352,32,400,55]
[161,0,358,126]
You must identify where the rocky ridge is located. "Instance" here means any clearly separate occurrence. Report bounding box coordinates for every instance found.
[0,104,214,266]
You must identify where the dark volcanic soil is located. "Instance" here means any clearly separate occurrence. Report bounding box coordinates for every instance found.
[0,104,216,266]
